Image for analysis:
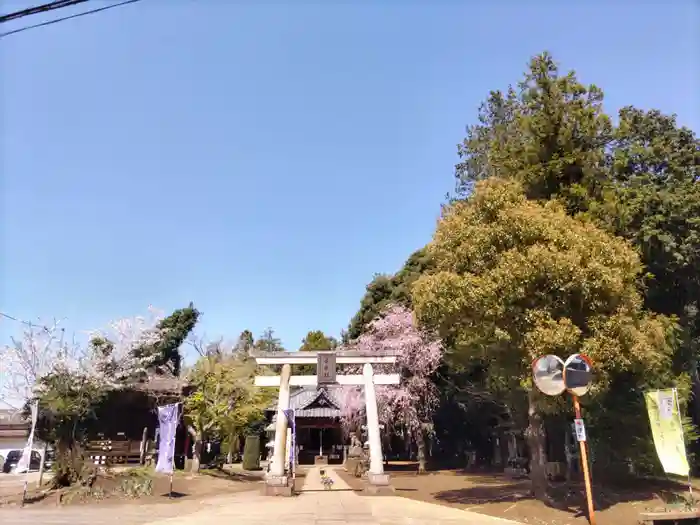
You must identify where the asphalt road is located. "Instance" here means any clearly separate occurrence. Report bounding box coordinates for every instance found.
[534,374,564,395]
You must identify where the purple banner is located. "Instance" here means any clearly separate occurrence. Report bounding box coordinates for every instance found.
[284,409,295,472]
[155,403,179,474]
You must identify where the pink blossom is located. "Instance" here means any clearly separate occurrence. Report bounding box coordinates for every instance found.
[340,304,443,443]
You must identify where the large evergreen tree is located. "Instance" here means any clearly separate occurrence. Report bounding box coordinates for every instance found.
[254,327,285,353]
[346,248,433,340]
[234,330,255,354]
[134,302,200,376]
[297,330,338,375]
[455,51,700,433]
[412,178,680,499]
[455,52,612,214]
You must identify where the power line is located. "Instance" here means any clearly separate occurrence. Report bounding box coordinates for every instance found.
[0,312,55,332]
[0,0,90,24]
[1,0,142,38]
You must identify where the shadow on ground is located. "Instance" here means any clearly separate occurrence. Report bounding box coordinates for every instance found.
[433,477,689,518]
[200,468,264,483]
[159,491,188,499]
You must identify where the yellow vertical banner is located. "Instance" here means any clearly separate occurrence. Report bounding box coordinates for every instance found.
[644,388,690,477]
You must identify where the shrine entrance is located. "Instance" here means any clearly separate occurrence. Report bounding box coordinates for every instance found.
[263,386,346,465]
[254,350,399,495]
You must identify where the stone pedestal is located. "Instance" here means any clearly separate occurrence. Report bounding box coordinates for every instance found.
[364,472,394,495]
[344,457,362,475]
[263,474,294,497]
[314,455,328,466]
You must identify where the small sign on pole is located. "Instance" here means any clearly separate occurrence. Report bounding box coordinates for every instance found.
[574,418,587,442]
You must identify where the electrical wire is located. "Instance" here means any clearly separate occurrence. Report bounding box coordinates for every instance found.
[0,0,90,24]
[1,0,143,38]
[1,312,54,332]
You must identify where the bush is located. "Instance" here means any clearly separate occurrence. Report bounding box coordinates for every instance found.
[118,472,153,498]
[242,435,261,470]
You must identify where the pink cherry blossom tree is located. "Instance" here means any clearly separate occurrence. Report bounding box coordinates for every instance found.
[340,304,444,473]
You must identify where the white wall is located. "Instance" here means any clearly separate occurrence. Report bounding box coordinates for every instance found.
[0,438,45,459]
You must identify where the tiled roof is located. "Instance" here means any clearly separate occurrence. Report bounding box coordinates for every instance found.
[128,374,187,393]
[267,386,360,419]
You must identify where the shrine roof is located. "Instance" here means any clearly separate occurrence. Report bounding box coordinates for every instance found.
[267,386,357,419]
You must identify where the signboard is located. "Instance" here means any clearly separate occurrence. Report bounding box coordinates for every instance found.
[317,352,336,384]
[574,418,586,442]
[658,391,674,420]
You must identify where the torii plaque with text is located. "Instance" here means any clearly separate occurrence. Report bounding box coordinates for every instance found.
[317,352,336,385]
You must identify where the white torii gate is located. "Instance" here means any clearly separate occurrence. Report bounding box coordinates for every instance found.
[254,350,398,493]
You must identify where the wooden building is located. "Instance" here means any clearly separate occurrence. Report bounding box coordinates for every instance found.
[265,386,348,465]
[85,375,190,465]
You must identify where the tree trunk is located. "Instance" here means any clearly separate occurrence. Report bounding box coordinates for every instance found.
[381,433,390,467]
[187,426,203,473]
[525,389,548,501]
[192,436,202,473]
[417,428,427,474]
[227,431,236,464]
[139,426,148,465]
[38,442,48,488]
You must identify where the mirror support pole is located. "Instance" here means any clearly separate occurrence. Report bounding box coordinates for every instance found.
[572,395,596,525]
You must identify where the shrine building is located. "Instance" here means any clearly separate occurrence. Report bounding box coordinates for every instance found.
[264,386,349,465]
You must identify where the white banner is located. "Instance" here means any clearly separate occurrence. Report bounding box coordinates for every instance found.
[14,401,38,475]
[155,403,180,474]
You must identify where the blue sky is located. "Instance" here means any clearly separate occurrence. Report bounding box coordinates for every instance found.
[1,1,698,363]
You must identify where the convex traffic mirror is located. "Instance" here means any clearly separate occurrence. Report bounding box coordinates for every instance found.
[563,354,593,396]
[532,354,566,396]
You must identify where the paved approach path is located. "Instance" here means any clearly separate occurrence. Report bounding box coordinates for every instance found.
[0,467,522,525]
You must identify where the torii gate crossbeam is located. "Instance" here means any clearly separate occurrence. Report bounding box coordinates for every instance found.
[253,350,396,495]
